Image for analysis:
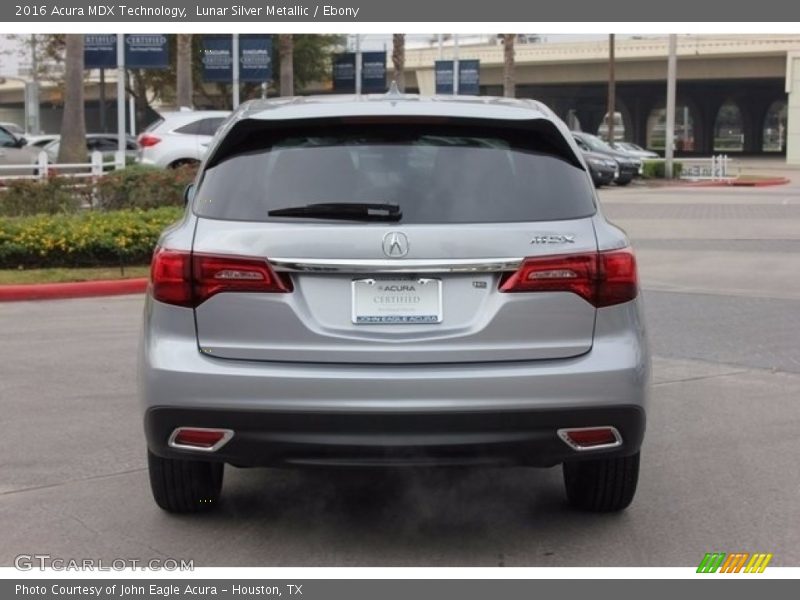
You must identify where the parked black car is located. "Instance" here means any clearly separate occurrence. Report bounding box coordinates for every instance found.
[580,150,618,188]
[572,131,641,185]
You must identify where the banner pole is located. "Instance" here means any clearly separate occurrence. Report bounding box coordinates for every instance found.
[232,34,240,109]
[116,33,125,160]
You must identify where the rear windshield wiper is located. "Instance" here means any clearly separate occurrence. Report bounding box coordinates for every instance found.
[267,202,402,222]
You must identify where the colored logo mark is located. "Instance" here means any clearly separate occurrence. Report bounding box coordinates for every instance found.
[697,552,773,573]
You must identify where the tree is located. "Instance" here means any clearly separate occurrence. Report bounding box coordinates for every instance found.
[502,34,516,98]
[279,34,294,96]
[176,34,193,108]
[392,34,406,92]
[57,35,87,163]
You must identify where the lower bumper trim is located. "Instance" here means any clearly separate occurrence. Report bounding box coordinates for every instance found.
[145,405,645,468]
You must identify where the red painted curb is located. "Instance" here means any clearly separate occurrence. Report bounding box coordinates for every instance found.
[0,278,148,302]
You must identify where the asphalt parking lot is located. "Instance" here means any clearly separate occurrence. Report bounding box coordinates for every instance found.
[2,174,800,567]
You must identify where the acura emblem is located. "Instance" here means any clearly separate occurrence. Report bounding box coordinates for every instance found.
[382,232,409,257]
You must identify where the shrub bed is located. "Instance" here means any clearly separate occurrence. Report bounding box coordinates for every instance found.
[0,177,85,217]
[641,160,683,179]
[95,164,196,210]
[0,164,196,217]
[0,206,183,269]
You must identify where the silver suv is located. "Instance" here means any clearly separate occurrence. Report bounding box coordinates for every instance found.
[140,94,649,514]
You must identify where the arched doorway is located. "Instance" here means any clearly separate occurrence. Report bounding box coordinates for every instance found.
[596,101,633,142]
[646,104,697,152]
[762,100,787,153]
[713,100,745,152]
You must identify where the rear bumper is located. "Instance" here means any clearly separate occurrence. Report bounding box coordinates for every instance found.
[145,405,645,467]
[140,297,649,467]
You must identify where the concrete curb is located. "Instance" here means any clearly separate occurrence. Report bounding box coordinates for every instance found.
[0,278,148,302]
[685,177,790,188]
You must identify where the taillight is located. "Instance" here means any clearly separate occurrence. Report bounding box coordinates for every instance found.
[499,248,637,308]
[137,133,161,148]
[150,248,291,307]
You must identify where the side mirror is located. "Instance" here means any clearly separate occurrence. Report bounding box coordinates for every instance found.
[183,183,195,206]
[16,136,27,147]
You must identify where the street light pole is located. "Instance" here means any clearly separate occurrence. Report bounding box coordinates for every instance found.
[607,34,615,143]
[665,34,677,178]
[27,34,41,134]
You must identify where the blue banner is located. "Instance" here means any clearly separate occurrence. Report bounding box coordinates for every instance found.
[435,60,454,94]
[84,34,117,69]
[202,36,272,83]
[458,59,480,95]
[124,34,169,69]
[201,36,233,82]
[240,35,273,83]
[361,51,386,94]
[333,53,356,93]
[435,60,480,95]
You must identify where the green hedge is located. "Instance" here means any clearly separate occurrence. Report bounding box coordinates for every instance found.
[0,177,85,217]
[95,164,196,210]
[0,164,196,217]
[0,206,184,269]
[641,160,683,179]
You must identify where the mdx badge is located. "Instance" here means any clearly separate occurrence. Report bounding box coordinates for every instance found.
[530,233,576,245]
[382,232,409,257]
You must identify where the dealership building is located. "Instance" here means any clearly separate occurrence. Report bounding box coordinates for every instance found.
[1,34,799,163]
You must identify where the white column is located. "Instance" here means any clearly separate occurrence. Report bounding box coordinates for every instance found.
[786,50,800,165]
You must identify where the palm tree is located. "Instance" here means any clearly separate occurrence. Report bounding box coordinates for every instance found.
[392,34,405,92]
[57,35,87,164]
[279,34,294,96]
[175,34,193,109]
[502,34,515,98]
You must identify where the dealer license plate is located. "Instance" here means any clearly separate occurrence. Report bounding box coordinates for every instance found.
[351,278,442,324]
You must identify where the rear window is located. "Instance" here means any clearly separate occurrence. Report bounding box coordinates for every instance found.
[194,123,595,224]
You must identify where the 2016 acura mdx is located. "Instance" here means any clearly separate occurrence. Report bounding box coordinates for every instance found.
[140,93,649,514]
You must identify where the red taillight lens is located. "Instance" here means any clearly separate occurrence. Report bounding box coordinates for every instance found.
[499,249,637,307]
[137,133,161,148]
[192,252,292,301]
[150,248,192,307]
[595,248,638,308]
[150,248,291,307]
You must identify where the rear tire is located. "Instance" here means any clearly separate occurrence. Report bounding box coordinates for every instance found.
[563,451,640,512]
[147,450,223,513]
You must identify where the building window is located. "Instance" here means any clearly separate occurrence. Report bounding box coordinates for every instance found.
[762,100,787,153]
[714,100,745,152]
[646,105,696,152]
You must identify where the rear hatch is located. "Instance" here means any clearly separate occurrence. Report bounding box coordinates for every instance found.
[190,117,599,364]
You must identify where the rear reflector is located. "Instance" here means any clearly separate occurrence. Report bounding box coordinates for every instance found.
[137,133,161,148]
[150,248,292,308]
[499,248,638,307]
[557,427,622,451]
[169,427,233,452]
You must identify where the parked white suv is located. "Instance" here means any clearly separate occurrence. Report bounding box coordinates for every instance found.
[137,110,230,169]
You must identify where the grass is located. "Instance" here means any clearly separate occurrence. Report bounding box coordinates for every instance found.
[0,265,150,285]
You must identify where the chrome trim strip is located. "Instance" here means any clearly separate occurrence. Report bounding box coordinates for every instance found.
[269,258,524,273]
[168,427,234,453]
[556,426,623,452]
